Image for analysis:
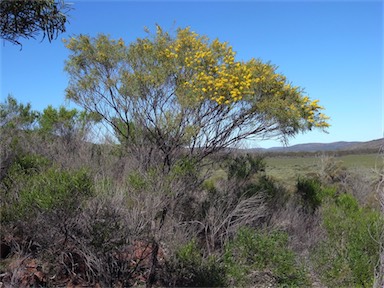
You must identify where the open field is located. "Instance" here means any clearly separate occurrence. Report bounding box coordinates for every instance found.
[265,153,382,189]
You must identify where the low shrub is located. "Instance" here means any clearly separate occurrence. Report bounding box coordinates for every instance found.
[0,153,93,222]
[224,227,309,287]
[296,177,335,213]
[227,153,265,181]
[165,239,227,287]
[313,193,383,287]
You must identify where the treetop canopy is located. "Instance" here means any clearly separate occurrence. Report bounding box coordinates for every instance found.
[64,25,329,166]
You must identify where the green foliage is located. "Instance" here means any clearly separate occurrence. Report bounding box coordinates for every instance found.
[168,240,227,287]
[335,193,359,212]
[111,118,139,147]
[251,175,287,205]
[1,153,93,222]
[86,203,125,252]
[296,177,337,213]
[39,105,101,141]
[297,178,322,213]
[226,154,276,200]
[64,26,328,172]
[175,240,202,266]
[0,0,71,46]
[202,179,216,194]
[227,153,265,181]
[0,95,39,131]
[313,193,383,287]
[8,153,50,176]
[170,157,199,177]
[39,105,76,136]
[224,227,309,287]
[127,171,148,191]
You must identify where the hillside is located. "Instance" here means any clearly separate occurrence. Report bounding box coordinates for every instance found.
[255,138,383,153]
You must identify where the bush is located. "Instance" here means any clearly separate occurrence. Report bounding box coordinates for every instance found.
[318,156,348,184]
[227,153,265,181]
[0,153,93,222]
[224,227,309,287]
[313,193,383,287]
[224,153,286,208]
[166,239,227,287]
[296,177,335,213]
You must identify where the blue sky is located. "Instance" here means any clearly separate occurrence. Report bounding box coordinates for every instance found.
[1,1,382,148]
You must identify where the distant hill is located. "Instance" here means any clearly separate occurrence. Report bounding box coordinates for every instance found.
[253,138,383,154]
[344,138,383,152]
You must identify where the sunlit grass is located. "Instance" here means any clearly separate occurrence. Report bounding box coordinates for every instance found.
[264,153,380,190]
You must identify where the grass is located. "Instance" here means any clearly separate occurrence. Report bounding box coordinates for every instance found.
[338,153,382,169]
[265,153,380,190]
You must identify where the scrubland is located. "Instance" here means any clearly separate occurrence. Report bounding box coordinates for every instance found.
[0,100,383,288]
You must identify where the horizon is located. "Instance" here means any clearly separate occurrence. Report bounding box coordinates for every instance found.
[242,136,383,150]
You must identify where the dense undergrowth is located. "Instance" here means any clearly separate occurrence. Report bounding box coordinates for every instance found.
[0,98,383,287]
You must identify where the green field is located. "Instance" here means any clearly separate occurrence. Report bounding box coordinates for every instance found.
[265,153,382,189]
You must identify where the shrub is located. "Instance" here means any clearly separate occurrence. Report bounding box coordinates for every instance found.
[227,153,265,181]
[318,156,348,184]
[313,193,383,287]
[0,153,93,222]
[252,175,289,208]
[127,170,148,191]
[224,153,285,209]
[224,227,309,287]
[296,177,335,213]
[166,239,227,287]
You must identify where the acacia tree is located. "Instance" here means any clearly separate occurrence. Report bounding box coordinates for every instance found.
[0,0,71,45]
[64,26,329,171]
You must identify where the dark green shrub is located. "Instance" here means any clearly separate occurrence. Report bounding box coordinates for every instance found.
[296,178,322,213]
[1,154,50,188]
[296,177,335,213]
[253,175,288,205]
[224,227,309,287]
[171,156,199,177]
[1,153,93,222]
[227,153,265,181]
[166,240,227,287]
[226,154,286,208]
[19,168,91,213]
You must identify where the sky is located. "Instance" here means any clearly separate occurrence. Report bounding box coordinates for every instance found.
[1,0,383,148]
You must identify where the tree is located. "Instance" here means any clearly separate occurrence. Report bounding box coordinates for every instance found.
[0,96,40,180]
[0,95,39,131]
[0,0,71,46]
[39,105,100,143]
[64,26,329,171]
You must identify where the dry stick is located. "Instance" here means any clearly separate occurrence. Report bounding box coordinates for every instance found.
[146,239,159,288]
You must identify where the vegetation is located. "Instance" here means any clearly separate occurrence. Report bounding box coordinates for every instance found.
[1,26,383,287]
[64,26,328,172]
[0,0,71,46]
[224,227,309,287]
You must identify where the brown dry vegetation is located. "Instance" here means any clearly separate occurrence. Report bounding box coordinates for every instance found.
[0,98,383,287]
